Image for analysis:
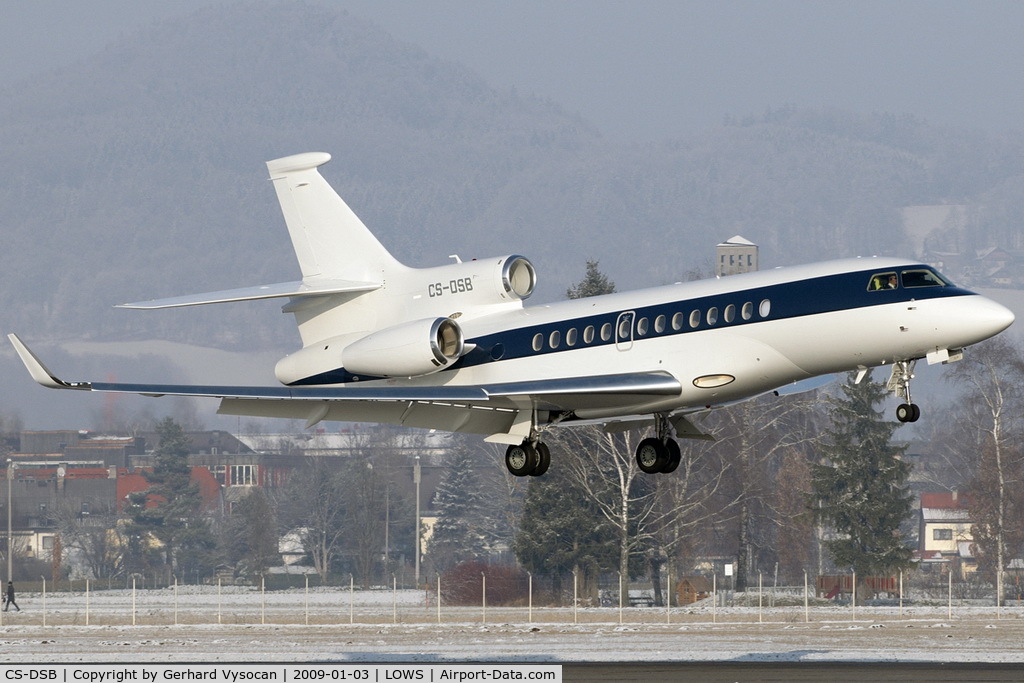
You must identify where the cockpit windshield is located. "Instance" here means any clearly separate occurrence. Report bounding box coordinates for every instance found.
[867,267,951,291]
[901,268,951,288]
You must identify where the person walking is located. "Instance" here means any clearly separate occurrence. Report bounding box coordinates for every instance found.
[4,581,19,611]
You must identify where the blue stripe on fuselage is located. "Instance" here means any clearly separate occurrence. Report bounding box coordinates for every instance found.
[290,264,974,386]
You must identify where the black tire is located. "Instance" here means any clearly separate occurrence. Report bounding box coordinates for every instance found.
[896,403,914,423]
[636,437,668,474]
[910,403,921,422]
[531,442,551,476]
[505,442,538,477]
[662,438,682,474]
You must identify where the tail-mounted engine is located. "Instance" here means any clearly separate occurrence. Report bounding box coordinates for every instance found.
[342,317,465,378]
[275,317,467,383]
[414,255,537,305]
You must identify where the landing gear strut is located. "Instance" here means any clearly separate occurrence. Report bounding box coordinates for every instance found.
[635,414,682,474]
[886,360,921,423]
[505,441,550,477]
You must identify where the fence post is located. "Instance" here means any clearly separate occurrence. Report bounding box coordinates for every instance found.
[86,578,90,626]
[528,572,532,625]
[132,576,136,626]
[712,573,717,624]
[393,574,398,624]
[899,570,903,620]
[948,569,952,621]
[573,571,578,625]
[665,565,671,625]
[481,572,486,625]
[852,571,856,621]
[758,572,763,624]
[260,575,265,625]
[436,573,441,625]
[803,570,809,624]
[305,574,309,626]
[349,574,354,625]
[174,576,178,626]
[218,577,222,625]
[41,577,46,628]
[618,571,623,625]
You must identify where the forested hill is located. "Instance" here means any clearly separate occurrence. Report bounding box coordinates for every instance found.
[2,2,1024,350]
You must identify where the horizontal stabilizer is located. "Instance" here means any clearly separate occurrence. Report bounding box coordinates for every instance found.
[117,279,381,309]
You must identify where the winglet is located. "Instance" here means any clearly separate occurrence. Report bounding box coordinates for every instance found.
[7,334,91,390]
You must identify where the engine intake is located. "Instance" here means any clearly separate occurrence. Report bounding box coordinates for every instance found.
[342,317,465,378]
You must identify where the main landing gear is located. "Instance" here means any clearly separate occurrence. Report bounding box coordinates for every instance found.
[505,441,550,477]
[635,413,682,474]
[635,437,681,474]
[886,360,921,423]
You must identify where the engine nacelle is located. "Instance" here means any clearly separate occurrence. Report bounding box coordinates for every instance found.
[413,254,537,305]
[342,317,465,378]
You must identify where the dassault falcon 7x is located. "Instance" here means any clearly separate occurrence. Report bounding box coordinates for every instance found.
[9,152,1015,477]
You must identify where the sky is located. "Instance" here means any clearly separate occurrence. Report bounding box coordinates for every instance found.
[4,1,1024,142]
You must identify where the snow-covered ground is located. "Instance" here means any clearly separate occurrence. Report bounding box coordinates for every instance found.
[1,586,1023,663]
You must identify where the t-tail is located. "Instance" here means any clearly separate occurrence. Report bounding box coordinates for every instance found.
[119,153,538,385]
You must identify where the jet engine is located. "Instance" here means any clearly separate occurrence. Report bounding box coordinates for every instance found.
[341,317,465,378]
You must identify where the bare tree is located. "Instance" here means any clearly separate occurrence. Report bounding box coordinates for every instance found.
[551,428,652,589]
[53,501,126,580]
[710,393,821,590]
[276,458,346,581]
[943,338,1024,604]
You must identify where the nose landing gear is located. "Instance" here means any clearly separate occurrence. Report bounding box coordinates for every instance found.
[886,360,921,423]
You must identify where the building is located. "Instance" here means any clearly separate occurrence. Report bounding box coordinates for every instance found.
[2,426,449,579]
[716,236,758,277]
[916,491,975,576]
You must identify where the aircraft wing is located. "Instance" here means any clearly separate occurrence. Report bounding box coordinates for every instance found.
[8,333,681,416]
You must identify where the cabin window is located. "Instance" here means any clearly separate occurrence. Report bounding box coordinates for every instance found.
[741,302,754,320]
[902,268,950,288]
[549,330,561,349]
[654,315,666,333]
[532,333,544,351]
[600,322,613,341]
[689,310,701,328]
[724,304,736,323]
[868,272,899,291]
[759,299,771,317]
[672,312,684,330]
[618,317,631,338]
[933,528,953,541]
[707,307,719,325]
[583,325,595,344]
[566,328,578,347]
[636,317,649,336]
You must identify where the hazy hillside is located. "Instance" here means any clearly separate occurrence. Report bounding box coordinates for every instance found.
[2,0,1024,359]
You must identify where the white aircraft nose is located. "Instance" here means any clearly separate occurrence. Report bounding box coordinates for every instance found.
[967,295,1015,342]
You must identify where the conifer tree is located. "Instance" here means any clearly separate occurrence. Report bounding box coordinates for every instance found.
[125,417,216,578]
[512,459,617,597]
[810,371,913,594]
[566,260,615,299]
[426,447,488,572]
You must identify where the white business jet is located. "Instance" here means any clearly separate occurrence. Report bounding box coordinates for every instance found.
[9,153,1015,477]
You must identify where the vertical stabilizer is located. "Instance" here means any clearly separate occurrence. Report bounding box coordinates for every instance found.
[267,153,403,282]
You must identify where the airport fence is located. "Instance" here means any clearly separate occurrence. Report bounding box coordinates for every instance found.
[1,569,1021,628]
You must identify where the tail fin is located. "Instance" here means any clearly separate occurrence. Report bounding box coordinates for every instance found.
[267,153,404,282]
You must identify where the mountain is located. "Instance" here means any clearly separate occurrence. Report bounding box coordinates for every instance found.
[3,2,1024,429]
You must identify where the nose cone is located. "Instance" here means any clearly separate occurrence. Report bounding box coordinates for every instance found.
[967,295,1015,343]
